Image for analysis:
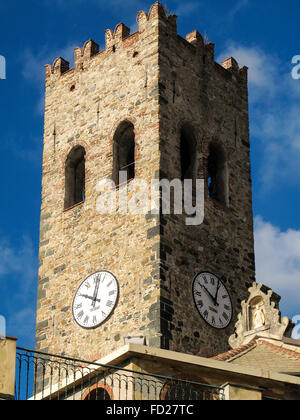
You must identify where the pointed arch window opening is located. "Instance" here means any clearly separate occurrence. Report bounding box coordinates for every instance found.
[64,146,86,210]
[178,124,198,213]
[113,121,136,187]
[82,388,112,401]
[207,143,228,207]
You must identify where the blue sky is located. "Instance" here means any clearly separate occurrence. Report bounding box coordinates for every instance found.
[0,0,300,349]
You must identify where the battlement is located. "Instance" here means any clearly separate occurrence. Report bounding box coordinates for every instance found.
[44,1,247,84]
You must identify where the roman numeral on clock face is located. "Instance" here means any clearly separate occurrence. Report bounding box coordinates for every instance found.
[77,310,84,319]
[223,312,229,321]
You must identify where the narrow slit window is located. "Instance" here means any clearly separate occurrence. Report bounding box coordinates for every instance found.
[113,121,135,186]
[64,146,86,209]
[207,143,228,206]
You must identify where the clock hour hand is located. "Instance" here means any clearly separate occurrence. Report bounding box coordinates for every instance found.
[79,294,101,303]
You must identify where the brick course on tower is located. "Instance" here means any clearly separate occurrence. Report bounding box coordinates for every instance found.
[36,2,255,363]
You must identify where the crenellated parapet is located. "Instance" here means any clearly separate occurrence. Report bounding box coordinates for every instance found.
[44,1,245,86]
[137,2,177,32]
[185,30,204,48]
[221,57,248,84]
[74,39,99,71]
[44,2,176,81]
[105,23,130,50]
[45,57,70,79]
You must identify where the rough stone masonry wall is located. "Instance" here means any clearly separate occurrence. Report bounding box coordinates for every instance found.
[154,13,255,357]
[36,1,256,369]
[36,4,167,363]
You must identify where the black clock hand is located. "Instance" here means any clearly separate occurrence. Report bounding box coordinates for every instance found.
[91,274,101,307]
[214,280,221,304]
[201,285,217,305]
[79,294,101,303]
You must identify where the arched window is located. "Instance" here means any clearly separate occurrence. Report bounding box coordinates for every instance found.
[207,143,228,206]
[113,121,135,186]
[64,146,86,209]
[180,124,197,181]
[82,383,113,400]
[83,388,111,401]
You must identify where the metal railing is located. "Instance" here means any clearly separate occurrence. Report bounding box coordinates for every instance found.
[15,347,224,401]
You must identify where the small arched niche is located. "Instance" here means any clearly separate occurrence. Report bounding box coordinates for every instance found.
[64,145,86,210]
[249,296,266,331]
[207,142,228,206]
[180,124,197,181]
[113,121,135,186]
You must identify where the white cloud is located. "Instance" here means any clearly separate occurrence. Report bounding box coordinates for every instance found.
[0,236,38,342]
[21,43,78,115]
[218,43,300,190]
[217,43,279,103]
[254,217,300,316]
[22,43,77,81]
[172,1,200,17]
[7,307,36,344]
[0,236,37,288]
[227,0,249,21]
[0,133,42,165]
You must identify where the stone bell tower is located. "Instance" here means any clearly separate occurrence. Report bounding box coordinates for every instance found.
[35,2,255,362]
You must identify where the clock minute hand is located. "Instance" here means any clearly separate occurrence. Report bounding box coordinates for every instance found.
[91,275,101,307]
[214,280,221,303]
[201,285,216,304]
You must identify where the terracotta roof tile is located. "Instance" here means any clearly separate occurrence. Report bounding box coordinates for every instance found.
[257,340,300,360]
[211,340,257,361]
[212,339,300,363]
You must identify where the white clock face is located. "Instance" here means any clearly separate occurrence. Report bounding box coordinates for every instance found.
[192,272,233,329]
[73,271,119,329]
